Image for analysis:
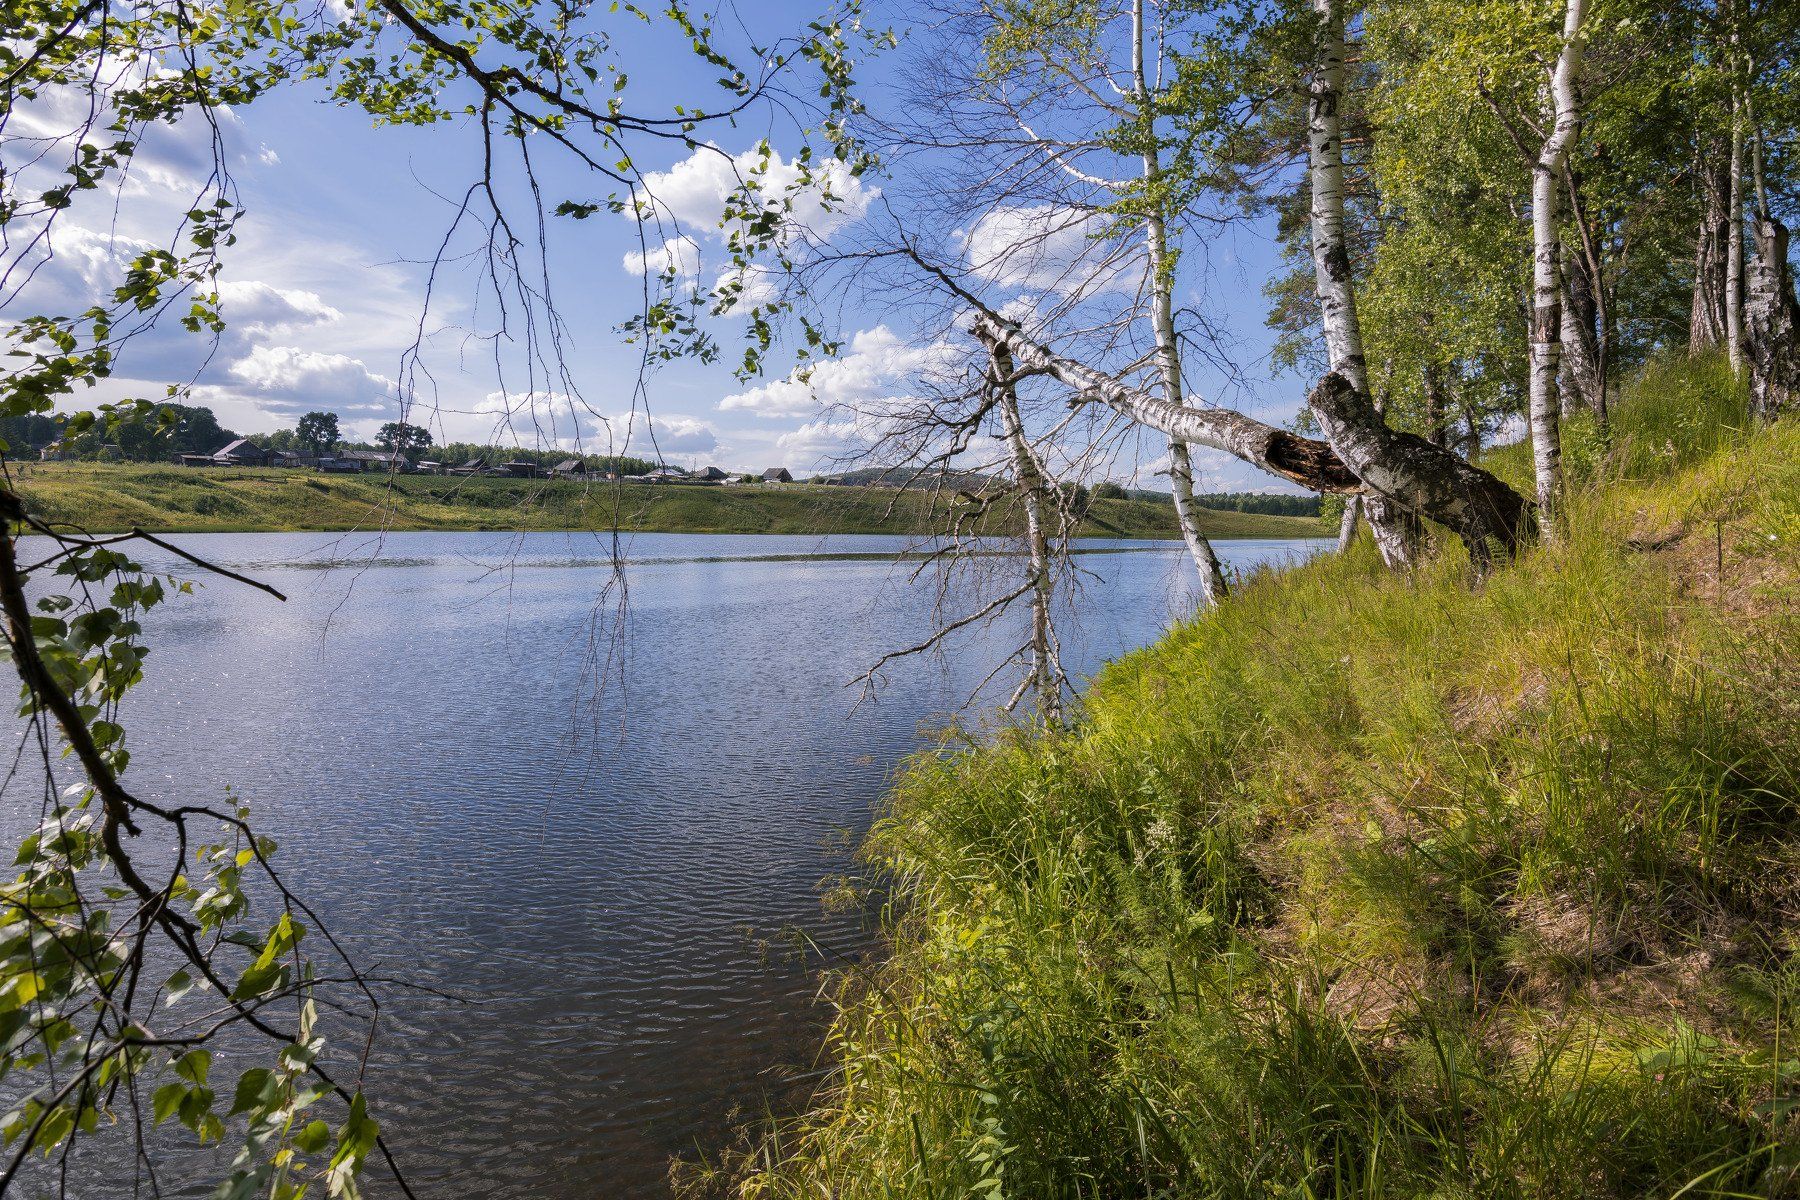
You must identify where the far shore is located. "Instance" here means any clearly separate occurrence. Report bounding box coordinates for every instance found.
[12,462,1330,541]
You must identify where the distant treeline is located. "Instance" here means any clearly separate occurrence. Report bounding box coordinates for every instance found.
[6,404,666,476]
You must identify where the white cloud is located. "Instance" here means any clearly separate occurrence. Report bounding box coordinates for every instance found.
[622,234,701,278]
[962,204,1142,298]
[216,280,341,336]
[622,145,875,285]
[774,417,866,467]
[23,224,154,297]
[226,345,390,403]
[630,411,717,454]
[719,325,959,418]
[712,263,780,311]
[638,145,874,241]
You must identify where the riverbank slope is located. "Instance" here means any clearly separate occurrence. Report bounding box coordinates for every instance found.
[9,463,1325,539]
[722,362,1799,1198]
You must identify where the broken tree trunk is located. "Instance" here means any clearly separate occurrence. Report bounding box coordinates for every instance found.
[914,247,1534,564]
[971,315,1532,563]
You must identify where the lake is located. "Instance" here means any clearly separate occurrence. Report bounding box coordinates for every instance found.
[7,530,1327,1198]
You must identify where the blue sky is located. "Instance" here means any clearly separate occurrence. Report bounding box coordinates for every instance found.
[9,1,1314,491]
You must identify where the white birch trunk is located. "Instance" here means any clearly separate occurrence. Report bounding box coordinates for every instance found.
[1132,0,1229,605]
[1306,0,1368,397]
[1527,0,1588,544]
[1727,70,1746,376]
[1308,0,1425,569]
[992,347,1062,719]
[1336,494,1362,551]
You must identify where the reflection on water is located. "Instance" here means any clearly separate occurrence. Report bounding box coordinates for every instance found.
[6,530,1326,1199]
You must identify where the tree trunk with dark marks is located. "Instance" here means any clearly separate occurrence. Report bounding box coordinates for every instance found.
[1560,246,1605,417]
[1423,363,1449,448]
[1308,374,1532,567]
[1692,151,1732,354]
[1747,214,1800,420]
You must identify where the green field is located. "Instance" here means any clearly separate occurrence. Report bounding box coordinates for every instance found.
[8,462,1328,539]
[714,361,1800,1198]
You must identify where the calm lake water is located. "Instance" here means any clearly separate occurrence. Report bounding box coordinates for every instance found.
[8,530,1326,1199]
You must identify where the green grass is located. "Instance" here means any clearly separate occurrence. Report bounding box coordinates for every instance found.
[700,360,1800,1199]
[5,464,1326,540]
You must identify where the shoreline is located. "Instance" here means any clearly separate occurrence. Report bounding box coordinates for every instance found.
[12,462,1329,541]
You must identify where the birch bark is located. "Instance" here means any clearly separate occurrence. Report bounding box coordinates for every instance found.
[1306,0,1424,568]
[1132,0,1229,604]
[968,315,1531,559]
[1744,79,1800,418]
[1527,0,1588,544]
[991,344,1063,719]
[1727,58,1747,375]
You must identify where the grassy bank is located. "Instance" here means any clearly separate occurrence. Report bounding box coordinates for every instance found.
[713,363,1799,1198]
[5,463,1325,540]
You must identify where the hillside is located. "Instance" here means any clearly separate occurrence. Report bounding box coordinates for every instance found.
[6,463,1328,540]
[713,370,1800,1197]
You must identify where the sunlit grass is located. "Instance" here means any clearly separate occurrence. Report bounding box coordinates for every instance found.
[704,359,1800,1199]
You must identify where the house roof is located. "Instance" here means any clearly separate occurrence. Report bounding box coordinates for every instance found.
[761,467,792,480]
[341,449,404,463]
[552,459,584,472]
[214,438,261,458]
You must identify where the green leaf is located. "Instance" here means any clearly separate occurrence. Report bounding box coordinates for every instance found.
[295,1118,330,1153]
[152,1082,186,1125]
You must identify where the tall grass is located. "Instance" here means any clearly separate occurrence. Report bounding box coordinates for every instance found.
[705,361,1800,1199]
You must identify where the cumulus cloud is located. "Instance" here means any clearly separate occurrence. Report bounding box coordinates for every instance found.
[640,145,873,239]
[628,411,717,455]
[17,224,154,301]
[621,234,701,278]
[962,204,1143,298]
[774,417,867,467]
[719,326,959,418]
[227,345,390,404]
[216,280,341,336]
[622,145,875,287]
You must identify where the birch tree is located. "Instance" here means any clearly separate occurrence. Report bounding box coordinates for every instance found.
[1129,0,1232,604]
[897,0,1238,602]
[1526,0,1590,542]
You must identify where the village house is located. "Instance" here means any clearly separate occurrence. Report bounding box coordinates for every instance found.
[641,465,688,483]
[690,465,728,482]
[213,438,270,467]
[338,449,410,472]
[551,459,588,479]
[761,467,794,484]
